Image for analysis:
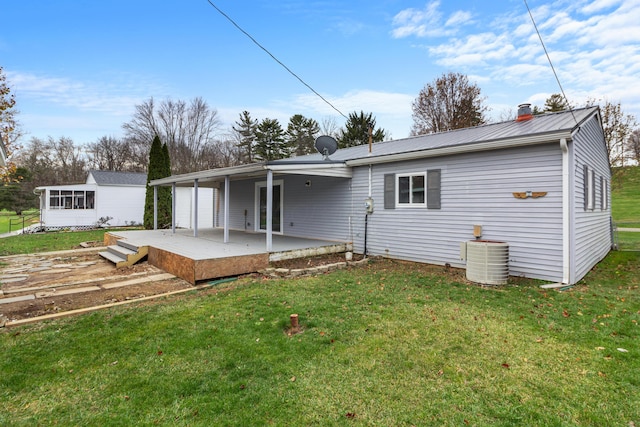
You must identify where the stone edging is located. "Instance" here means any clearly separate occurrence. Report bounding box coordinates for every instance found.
[261,257,369,278]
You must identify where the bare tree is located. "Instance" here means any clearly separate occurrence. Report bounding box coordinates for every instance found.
[13,136,86,185]
[411,72,489,135]
[586,98,638,167]
[122,97,221,174]
[319,116,340,139]
[1,66,23,181]
[86,136,138,171]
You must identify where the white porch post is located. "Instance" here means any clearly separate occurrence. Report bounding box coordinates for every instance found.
[172,183,176,234]
[153,185,158,230]
[224,175,230,243]
[193,179,199,238]
[266,169,273,252]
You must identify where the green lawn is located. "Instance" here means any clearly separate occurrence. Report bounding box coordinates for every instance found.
[1,254,639,426]
[0,229,108,256]
[612,166,640,227]
[0,209,40,234]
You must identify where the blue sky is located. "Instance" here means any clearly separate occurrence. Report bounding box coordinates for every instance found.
[2,0,639,145]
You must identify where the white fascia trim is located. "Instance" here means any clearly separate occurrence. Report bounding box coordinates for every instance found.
[267,163,352,178]
[346,131,572,167]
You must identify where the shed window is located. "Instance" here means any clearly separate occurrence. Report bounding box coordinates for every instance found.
[601,177,608,210]
[49,190,95,210]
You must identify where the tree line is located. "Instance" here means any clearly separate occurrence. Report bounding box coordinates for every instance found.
[1,67,638,214]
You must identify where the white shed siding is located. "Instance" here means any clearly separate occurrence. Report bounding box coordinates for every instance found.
[174,187,214,229]
[97,185,145,226]
[352,143,564,282]
[40,184,98,227]
[571,115,611,282]
[220,175,352,241]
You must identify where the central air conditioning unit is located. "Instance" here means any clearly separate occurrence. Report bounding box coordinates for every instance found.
[463,240,509,285]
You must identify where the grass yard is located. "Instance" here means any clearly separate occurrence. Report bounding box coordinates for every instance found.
[0,229,109,256]
[612,166,640,228]
[618,231,640,251]
[1,253,638,426]
[0,209,40,234]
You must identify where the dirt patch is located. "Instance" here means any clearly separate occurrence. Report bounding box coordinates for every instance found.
[0,248,193,324]
[271,253,364,269]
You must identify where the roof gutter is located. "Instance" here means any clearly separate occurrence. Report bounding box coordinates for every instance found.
[345,130,573,167]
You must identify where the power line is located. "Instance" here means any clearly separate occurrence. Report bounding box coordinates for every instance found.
[524,0,578,124]
[204,0,349,120]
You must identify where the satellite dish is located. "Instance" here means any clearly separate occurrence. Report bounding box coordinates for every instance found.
[314,135,338,160]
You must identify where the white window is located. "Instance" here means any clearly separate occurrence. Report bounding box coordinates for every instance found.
[601,177,608,210]
[397,173,426,207]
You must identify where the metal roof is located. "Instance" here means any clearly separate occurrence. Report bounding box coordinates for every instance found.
[284,106,599,164]
[88,170,147,186]
[149,107,600,187]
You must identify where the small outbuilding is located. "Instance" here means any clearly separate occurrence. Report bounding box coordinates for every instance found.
[35,170,214,229]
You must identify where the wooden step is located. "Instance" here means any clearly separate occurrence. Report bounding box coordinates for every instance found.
[99,240,149,268]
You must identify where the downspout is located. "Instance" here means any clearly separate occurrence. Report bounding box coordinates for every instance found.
[560,138,570,284]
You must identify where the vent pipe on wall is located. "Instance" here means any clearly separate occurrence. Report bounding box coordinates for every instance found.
[516,103,534,122]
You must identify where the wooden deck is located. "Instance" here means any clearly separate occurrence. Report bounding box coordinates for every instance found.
[104,229,352,284]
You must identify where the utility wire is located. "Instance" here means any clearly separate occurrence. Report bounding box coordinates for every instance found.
[205,0,349,120]
[524,0,578,124]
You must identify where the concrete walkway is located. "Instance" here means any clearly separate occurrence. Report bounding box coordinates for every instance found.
[0,223,43,239]
[618,228,640,232]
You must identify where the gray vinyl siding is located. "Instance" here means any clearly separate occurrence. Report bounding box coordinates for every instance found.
[351,143,564,282]
[219,175,352,242]
[571,115,611,283]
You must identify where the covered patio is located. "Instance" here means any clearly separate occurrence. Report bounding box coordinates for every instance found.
[106,228,351,284]
[114,160,354,283]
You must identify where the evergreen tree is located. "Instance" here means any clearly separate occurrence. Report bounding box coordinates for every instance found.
[337,111,386,149]
[232,110,258,163]
[287,114,320,156]
[144,135,172,229]
[254,118,288,160]
[544,94,570,112]
[0,167,38,214]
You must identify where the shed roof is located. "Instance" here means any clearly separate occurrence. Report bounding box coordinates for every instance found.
[88,170,147,186]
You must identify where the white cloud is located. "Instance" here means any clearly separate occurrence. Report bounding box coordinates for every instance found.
[6,71,164,118]
[391,1,472,39]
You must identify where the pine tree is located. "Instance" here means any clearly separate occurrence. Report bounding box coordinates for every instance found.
[232,110,258,164]
[254,118,288,160]
[337,111,386,149]
[144,135,172,229]
[287,114,320,156]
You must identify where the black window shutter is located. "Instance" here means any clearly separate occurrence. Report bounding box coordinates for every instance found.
[384,174,395,209]
[427,169,441,209]
[600,176,604,210]
[591,171,596,210]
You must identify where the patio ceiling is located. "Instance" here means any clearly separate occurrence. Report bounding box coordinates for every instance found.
[149,160,351,188]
